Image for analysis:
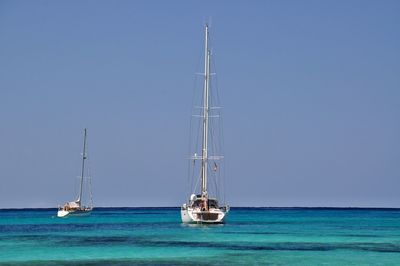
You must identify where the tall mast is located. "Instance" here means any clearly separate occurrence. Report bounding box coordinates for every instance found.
[78,128,87,203]
[201,24,210,198]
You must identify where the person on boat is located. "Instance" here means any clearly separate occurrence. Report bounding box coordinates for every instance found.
[199,199,206,211]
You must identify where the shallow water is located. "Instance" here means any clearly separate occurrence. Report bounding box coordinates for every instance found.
[1,207,400,265]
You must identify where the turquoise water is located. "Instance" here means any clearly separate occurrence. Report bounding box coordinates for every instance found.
[1,208,400,265]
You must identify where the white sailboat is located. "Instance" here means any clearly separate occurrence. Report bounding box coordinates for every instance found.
[57,128,93,218]
[181,24,229,224]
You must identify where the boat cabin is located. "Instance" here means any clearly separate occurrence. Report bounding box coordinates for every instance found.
[190,196,219,210]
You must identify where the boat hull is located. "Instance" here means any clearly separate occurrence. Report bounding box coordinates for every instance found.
[57,209,92,218]
[181,207,228,224]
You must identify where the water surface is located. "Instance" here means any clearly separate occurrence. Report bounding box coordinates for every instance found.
[1,207,400,265]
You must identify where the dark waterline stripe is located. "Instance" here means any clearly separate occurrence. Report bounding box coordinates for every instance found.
[3,232,399,253]
[0,258,219,266]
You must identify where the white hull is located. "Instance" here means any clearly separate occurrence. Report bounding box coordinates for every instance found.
[181,207,228,224]
[57,209,92,218]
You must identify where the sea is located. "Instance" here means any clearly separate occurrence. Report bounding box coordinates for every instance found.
[1,207,400,265]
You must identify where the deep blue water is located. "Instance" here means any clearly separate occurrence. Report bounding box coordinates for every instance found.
[1,207,400,265]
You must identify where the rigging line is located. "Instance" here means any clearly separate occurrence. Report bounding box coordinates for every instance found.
[187,109,194,193]
[192,59,205,193]
[210,131,223,201]
[192,169,201,196]
[219,105,227,205]
[84,134,89,207]
[209,122,223,185]
[212,90,224,160]
[208,163,219,200]
[210,126,218,163]
[74,173,78,202]
[187,62,203,194]
[209,50,221,112]
[190,103,203,192]
[187,69,197,190]
[212,57,221,105]
[223,156,227,205]
[195,106,202,151]
[210,114,220,163]
[191,113,202,195]
[194,108,202,166]
[209,77,222,162]
[86,148,93,208]
[220,123,226,205]
[192,160,198,195]
[188,152,192,194]
[211,164,219,200]
[210,54,226,205]
[215,114,225,204]
[189,110,201,194]
[89,174,93,208]
[72,135,80,201]
[188,122,198,198]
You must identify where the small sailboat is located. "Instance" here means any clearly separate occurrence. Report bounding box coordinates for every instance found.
[57,128,93,218]
[181,24,229,224]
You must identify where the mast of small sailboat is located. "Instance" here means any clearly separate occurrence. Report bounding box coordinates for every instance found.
[201,25,210,198]
[77,128,87,205]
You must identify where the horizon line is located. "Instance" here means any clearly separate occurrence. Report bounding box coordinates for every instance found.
[1,206,400,211]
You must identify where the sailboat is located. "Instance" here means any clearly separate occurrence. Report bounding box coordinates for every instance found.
[57,128,93,218]
[181,24,229,224]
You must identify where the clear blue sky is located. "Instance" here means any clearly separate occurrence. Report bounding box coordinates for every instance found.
[1,0,399,208]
